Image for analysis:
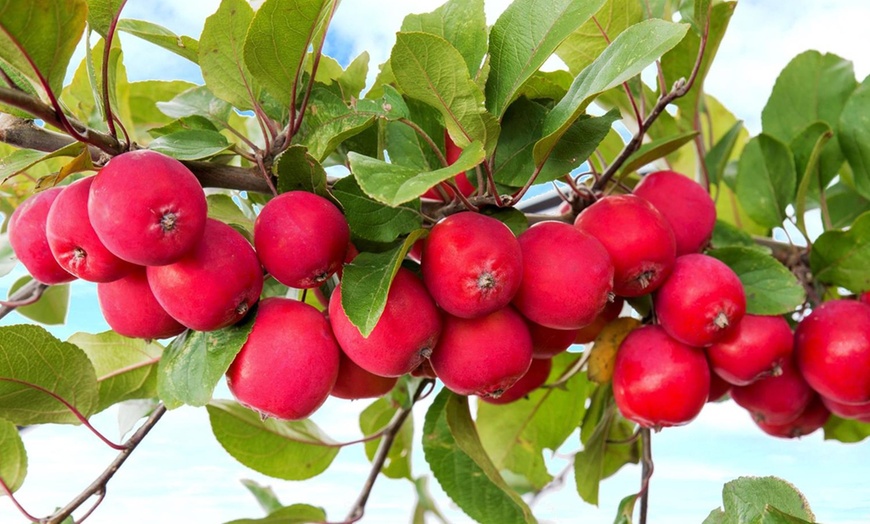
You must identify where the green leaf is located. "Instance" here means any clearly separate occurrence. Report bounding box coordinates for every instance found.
[760,506,814,524]
[703,509,727,524]
[67,331,162,413]
[494,100,618,188]
[86,0,124,36]
[385,99,443,171]
[423,389,537,524]
[156,85,232,123]
[224,504,327,524]
[707,247,805,315]
[477,352,593,490]
[400,0,487,79]
[297,88,377,162]
[7,276,69,325]
[535,19,689,165]
[618,130,699,177]
[822,416,870,444]
[485,0,605,118]
[148,115,219,139]
[349,142,485,207]
[480,207,529,237]
[0,418,26,493]
[117,18,199,64]
[0,234,17,279]
[0,325,98,425]
[515,69,574,102]
[208,194,255,235]
[762,51,856,188]
[337,52,369,101]
[273,145,329,197]
[791,122,833,239]
[126,80,198,140]
[839,75,870,201]
[735,134,796,229]
[0,0,87,96]
[810,210,870,293]
[360,397,413,480]
[391,31,500,154]
[200,0,260,112]
[243,0,332,107]
[240,479,284,514]
[148,129,231,160]
[332,176,422,244]
[721,477,814,523]
[710,221,765,252]
[556,0,643,75]
[207,399,339,480]
[660,2,736,125]
[157,314,254,409]
[826,182,870,230]
[340,230,426,337]
[0,142,86,182]
[613,493,638,524]
[706,120,744,187]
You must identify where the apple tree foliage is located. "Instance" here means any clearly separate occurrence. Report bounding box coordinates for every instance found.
[0,0,868,522]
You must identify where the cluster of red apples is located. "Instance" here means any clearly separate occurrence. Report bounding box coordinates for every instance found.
[8,151,870,437]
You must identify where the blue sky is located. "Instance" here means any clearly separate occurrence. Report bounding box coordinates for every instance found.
[3,1,870,523]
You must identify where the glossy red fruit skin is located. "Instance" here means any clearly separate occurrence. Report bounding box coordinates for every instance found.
[88,150,208,266]
[8,188,76,284]
[820,395,870,421]
[513,221,614,330]
[431,306,533,398]
[707,369,732,403]
[654,253,746,347]
[613,325,710,428]
[527,321,579,359]
[795,299,870,405]
[254,191,350,289]
[226,298,339,420]
[329,268,441,377]
[46,177,136,283]
[331,350,397,400]
[860,291,870,306]
[633,170,716,255]
[147,219,263,331]
[423,212,523,318]
[756,396,830,439]
[574,195,676,297]
[574,297,624,344]
[730,357,814,425]
[707,314,793,386]
[480,357,552,405]
[97,266,185,339]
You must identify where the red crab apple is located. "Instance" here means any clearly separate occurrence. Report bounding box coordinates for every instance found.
[655,253,746,347]
[513,221,614,330]
[329,268,441,377]
[613,325,710,428]
[574,297,624,344]
[730,357,814,425]
[331,350,398,400]
[97,266,185,340]
[820,396,870,422]
[480,357,552,405]
[88,149,207,266]
[707,370,732,403]
[755,395,830,439]
[860,291,870,306]
[46,177,136,283]
[226,297,339,420]
[147,219,263,331]
[633,170,716,255]
[707,314,793,386]
[795,299,870,405]
[574,194,676,297]
[422,212,523,318]
[255,191,350,289]
[7,187,76,284]
[527,321,579,359]
[431,305,533,398]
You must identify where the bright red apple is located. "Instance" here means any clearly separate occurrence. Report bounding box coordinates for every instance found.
[97,266,185,340]
[480,357,552,405]
[8,187,76,284]
[707,314,793,386]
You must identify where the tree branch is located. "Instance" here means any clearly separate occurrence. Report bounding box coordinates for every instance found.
[0,278,47,321]
[43,403,167,524]
[0,115,272,193]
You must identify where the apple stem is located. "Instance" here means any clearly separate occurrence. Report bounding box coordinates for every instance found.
[713,312,730,329]
[639,428,654,524]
